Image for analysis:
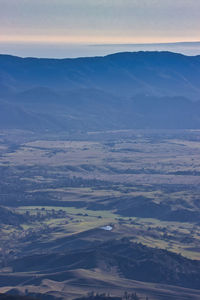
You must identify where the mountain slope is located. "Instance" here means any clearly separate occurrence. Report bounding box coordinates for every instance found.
[0,52,200,99]
[2,91,200,131]
[1,51,200,131]
[3,239,200,290]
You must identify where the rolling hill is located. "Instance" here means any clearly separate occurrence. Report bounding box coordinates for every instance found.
[2,239,200,290]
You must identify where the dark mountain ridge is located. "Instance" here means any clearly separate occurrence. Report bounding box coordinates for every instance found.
[2,239,200,290]
[1,51,200,131]
[1,51,200,99]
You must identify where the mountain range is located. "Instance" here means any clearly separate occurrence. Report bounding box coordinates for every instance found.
[0,51,200,131]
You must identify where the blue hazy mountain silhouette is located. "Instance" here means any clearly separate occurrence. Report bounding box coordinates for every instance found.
[0,51,200,131]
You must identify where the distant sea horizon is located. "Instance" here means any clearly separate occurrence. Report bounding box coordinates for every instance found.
[0,41,200,59]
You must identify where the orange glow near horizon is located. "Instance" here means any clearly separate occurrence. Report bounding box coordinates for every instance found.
[0,35,199,45]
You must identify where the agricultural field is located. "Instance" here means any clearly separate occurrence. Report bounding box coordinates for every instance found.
[1,129,200,299]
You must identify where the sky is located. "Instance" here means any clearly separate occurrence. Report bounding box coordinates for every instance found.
[0,0,200,57]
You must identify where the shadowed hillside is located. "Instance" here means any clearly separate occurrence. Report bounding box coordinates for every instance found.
[2,239,200,290]
[1,52,200,99]
[0,52,200,131]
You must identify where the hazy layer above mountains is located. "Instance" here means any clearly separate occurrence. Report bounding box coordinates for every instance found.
[0,51,200,132]
[0,41,200,58]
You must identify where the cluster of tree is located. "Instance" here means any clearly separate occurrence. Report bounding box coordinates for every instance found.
[0,294,38,300]
[75,291,149,300]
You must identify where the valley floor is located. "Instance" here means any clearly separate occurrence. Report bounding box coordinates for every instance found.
[1,129,200,299]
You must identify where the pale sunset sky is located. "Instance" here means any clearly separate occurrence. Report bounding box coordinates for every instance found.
[0,0,200,57]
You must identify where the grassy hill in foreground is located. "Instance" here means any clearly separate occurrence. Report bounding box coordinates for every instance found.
[2,239,200,290]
